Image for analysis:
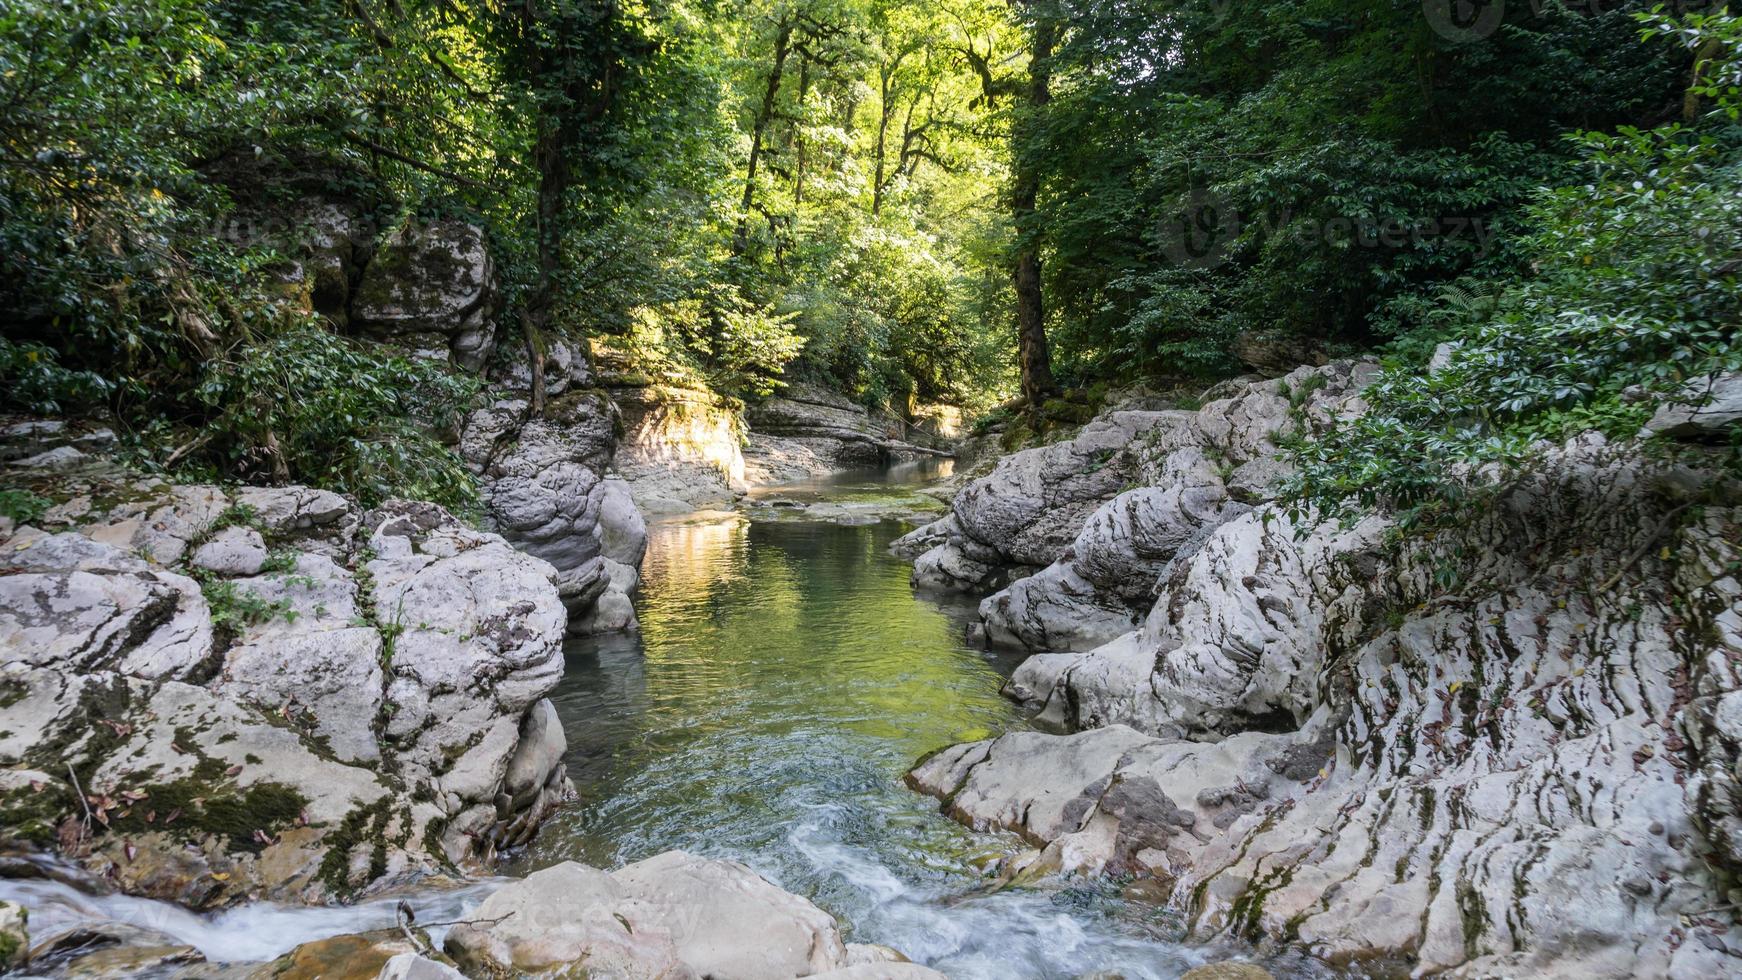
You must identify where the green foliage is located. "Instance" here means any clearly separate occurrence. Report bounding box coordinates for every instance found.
[0,0,490,505]
[0,489,52,526]
[1285,11,1742,531]
[198,577,298,635]
[698,286,806,398]
[0,340,111,415]
[1033,0,1686,382]
[189,322,482,508]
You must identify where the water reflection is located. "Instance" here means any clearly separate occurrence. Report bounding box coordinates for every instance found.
[517,510,1264,979]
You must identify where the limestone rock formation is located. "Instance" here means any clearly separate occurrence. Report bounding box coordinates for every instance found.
[346,219,499,372]
[460,390,647,634]
[744,383,949,485]
[899,361,1376,652]
[445,853,936,979]
[903,376,1742,976]
[610,383,748,514]
[0,481,575,908]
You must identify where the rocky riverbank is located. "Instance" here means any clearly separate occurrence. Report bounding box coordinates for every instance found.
[897,364,1742,977]
[0,850,945,978]
[0,459,574,907]
[0,427,955,977]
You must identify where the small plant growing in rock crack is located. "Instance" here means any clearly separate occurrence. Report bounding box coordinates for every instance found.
[0,489,51,525]
[210,503,263,534]
[378,595,408,666]
[199,577,298,639]
[1287,373,1328,409]
[258,549,299,575]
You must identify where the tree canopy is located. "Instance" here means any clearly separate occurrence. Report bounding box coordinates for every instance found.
[2,0,1734,519]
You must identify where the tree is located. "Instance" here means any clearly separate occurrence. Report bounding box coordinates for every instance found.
[1008,2,1058,408]
[495,0,645,416]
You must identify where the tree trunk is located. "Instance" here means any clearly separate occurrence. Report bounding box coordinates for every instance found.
[520,39,569,418]
[793,53,810,206]
[873,64,893,216]
[1011,13,1057,409]
[735,16,792,255]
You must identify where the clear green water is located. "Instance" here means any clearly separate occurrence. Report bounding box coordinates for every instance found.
[514,484,1251,978]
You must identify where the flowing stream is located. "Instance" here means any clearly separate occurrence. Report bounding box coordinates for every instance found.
[1,466,1315,978]
[511,465,1275,979]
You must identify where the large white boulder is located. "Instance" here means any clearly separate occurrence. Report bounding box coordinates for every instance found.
[448,853,874,979]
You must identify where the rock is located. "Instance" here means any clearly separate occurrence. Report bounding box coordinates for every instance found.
[1180,965,1274,980]
[376,952,468,980]
[77,678,398,906]
[844,943,909,965]
[9,445,89,470]
[362,500,574,850]
[231,486,358,556]
[351,219,498,371]
[444,862,690,977]
[219,626,385,765]
[0,901,25,970]
[742,382,945,485]
[496,335,590,397]
[1231,329,1328,376]
[77,483,230,568]
[811,966,951,979]
[463,390,646,634]
[1647,371,1742,439]
[907,429,1742,976]
[260,931,428,980]
[907,362,1374,655]
[190,526,268,577]
[611,384,748,514]
[448,854,863,979]
[612,851,848,979]
[0,488,578,904]
[27,922,201,977]
[0,419,116,463]
[0,530,215,682]
[502,698,567,808]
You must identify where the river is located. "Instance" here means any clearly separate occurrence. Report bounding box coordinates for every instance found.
[511,467,1249,979]
[2,467,1310,978]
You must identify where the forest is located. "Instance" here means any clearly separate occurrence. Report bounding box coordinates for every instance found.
[6,3,1742,977]
[2,0,1739,518]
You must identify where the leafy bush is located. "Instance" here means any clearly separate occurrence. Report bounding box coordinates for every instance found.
[188,323,482,509]
[0,490,52,526]
[1284,12,1742,530]
[0,0,482,508]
